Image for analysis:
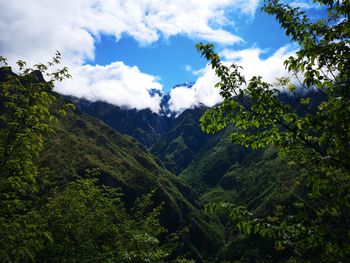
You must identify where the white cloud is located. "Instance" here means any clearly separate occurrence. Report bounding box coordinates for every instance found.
[289,1,321,10]
[0,0,259,66]
[168,65,222,114]
[0,0,95,66]
[168,45,297,113]
[0,0,259,112]
[57,62,163,113]
[220,45,296,83]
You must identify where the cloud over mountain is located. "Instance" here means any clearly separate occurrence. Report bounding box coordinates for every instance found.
[220,45,296,83]
[57,44,295,115]
[168,66,222,113]
[167,45,296,114]
[57,62,163,113]
[0,0,261,113]
[1,0,297,114]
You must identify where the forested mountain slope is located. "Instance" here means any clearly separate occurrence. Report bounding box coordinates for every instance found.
[76,98,298,207]
[75,95,304,261]
[42,95,224,261]
[0,67,223,262]
[72,98,171,148]
[151,108,210,175]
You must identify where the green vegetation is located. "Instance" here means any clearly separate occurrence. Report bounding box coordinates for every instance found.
[0,57,223,262]
[179,127,250,192]
[0,54,72,261]
[0,56,167,262]
[38,177,168,262]
[1,0,348,262]
[42,95,224,261]
[197,0,349,261]
[152,108,209,175]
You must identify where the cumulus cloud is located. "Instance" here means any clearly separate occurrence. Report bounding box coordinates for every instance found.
[0,0,259,66]
[0,0,259,112]
[57,62,163,113]
[168,45,297,114]
[220,45,296,83]
[168,65,222,113]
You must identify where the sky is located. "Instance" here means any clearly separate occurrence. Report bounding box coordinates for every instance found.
[0,0,323,114]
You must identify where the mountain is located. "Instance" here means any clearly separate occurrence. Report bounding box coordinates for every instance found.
[41,95,225,261]
[0,68,225,262]
[58,86,333,262]
[69,82,197,149]
[151,107,210,175]
[68,80,332,263]
[74,98,213,174]
[73,94,300,212]
[1,67,332,262]
[71,97,171,148]
[72,96,308,262]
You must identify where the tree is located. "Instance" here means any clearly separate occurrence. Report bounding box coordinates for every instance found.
[37,176,168,263]
[0,53,71,261]
[197,0,349,261]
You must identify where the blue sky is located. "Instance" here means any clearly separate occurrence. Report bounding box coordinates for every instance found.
[0,0,323,113]
[91,7,290,92]
[91,35,204,91]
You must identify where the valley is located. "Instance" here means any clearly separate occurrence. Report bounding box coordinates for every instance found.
[71,96,302,261]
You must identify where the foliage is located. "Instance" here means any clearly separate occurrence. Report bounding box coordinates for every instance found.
[197,0,350,261]
[0,58,224,262]
[0,53,72,261]
[37,177,168,262]
[0,53,70,205]
[0,58,167,262]
[151,107,209,175]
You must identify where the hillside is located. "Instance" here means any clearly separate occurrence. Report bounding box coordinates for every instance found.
[72,98,171,148]
[75,98,300,213]
[43,95,225,261]
[0,67,224,262]
[73,95,308,261]
[151,108,210,175]
[74,99,211,175]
